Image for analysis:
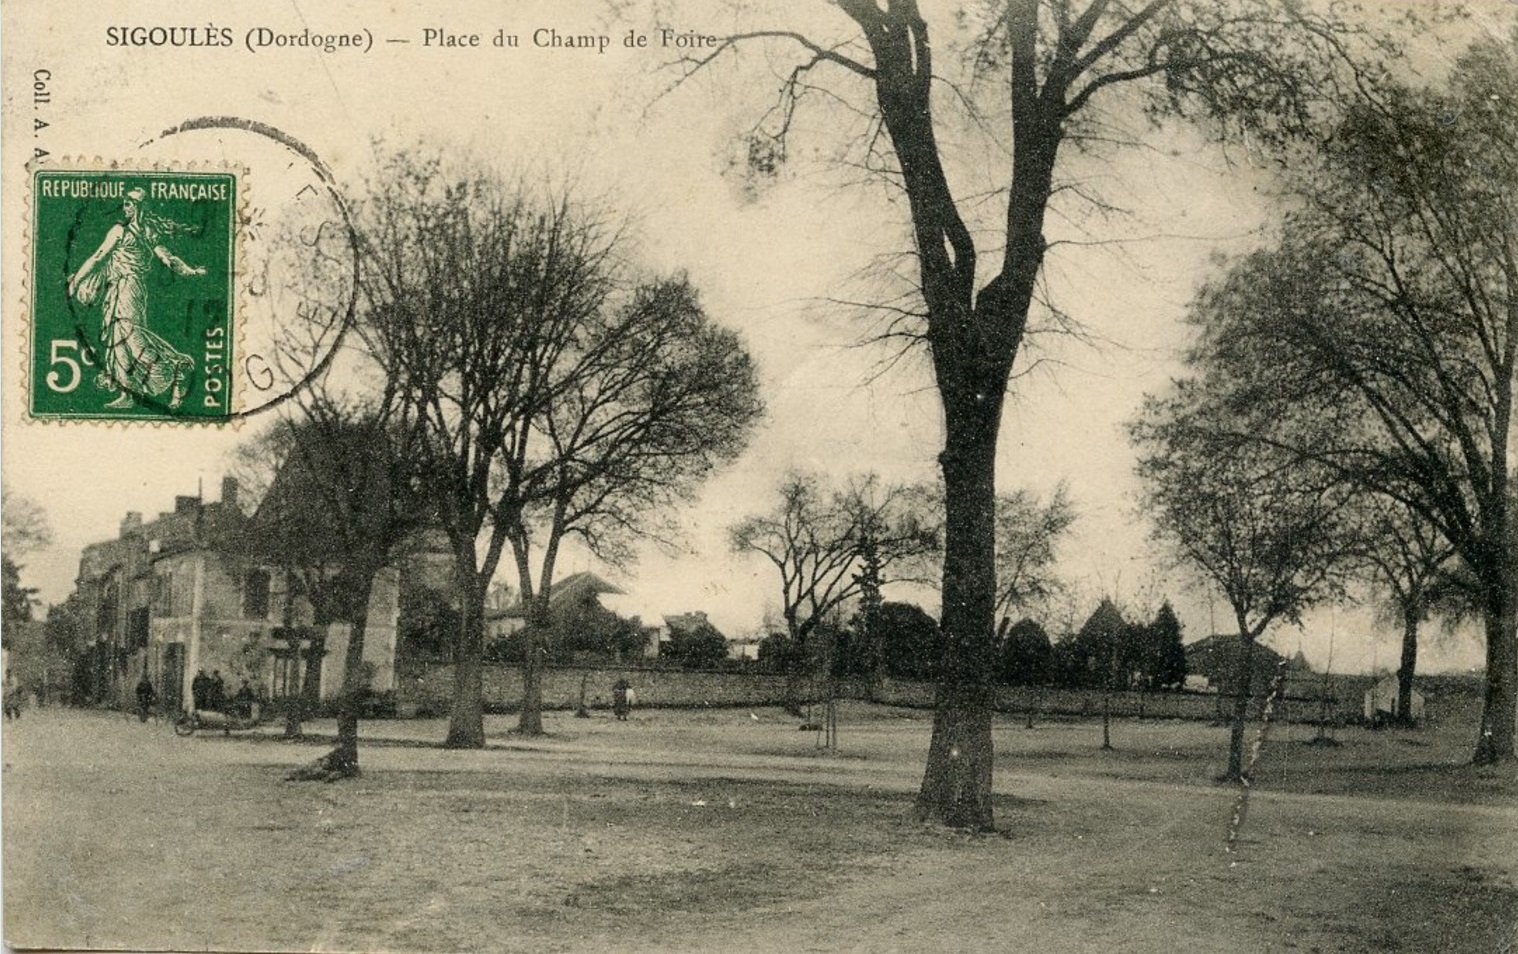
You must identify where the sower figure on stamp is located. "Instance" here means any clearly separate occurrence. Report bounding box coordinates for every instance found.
[67,187,201,409]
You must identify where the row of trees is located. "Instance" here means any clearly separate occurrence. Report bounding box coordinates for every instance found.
[238,154,764,776]
[1018,601,1187,693]
[666,0,1468,829]
[1132,33,1518,778]
[399,577,732,670]
[756,597,1186,694]
[730,467,1075,727]
[219,2,1511,830]
[730,470,1074,654]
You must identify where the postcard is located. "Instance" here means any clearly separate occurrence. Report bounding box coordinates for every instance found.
[4,2,1515,952]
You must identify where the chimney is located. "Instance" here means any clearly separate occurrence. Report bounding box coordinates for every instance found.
[120,512,143,537]
[221,476,239,509]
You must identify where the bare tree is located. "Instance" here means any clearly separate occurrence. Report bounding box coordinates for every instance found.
[357,155,615,748]
[505,276,763,735]
[730,471,937,647]
[358,151,761,744]
[733,470,937,743]
[994,483,1076,623]
[670,0,1372,828]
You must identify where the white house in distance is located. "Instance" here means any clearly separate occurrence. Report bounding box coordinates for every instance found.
[1363,674,1425,724]
[479,570,753,663]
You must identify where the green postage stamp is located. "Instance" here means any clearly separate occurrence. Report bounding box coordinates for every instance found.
[29,168,237,422]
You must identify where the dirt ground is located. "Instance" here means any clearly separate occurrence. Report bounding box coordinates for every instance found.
[4,699,1515,953]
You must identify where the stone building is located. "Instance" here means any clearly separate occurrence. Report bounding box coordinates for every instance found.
[72,477,399,713]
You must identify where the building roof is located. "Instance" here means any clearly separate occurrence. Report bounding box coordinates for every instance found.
[78,481,246,582]
[554,571,626,601]
[487,571,626,620]
[662,611,726,640]
[1185,633,1313,690]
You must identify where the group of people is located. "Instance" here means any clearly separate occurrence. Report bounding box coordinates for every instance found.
[190,669,227,712]
[129,669,258,721]
[191,669,256,717]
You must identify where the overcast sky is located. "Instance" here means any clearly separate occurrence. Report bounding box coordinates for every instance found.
[4,0,1505,674]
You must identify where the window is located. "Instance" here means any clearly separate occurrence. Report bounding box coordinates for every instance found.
[127,607,150,650]
[152,571,174,616]
[96,580,119,635]
[242,569,271,620]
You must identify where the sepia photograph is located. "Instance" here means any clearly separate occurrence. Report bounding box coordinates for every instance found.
[2,1,1516,951]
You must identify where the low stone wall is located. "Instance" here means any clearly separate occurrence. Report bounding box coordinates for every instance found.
[394,662,1370,723]
[394,662,795,715]
[858,678,1362,723]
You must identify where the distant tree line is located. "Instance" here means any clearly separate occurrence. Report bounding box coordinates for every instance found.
[754,597,1187,693]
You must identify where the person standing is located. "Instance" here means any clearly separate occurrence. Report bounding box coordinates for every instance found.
[612,677,632,721]
[3,670,21,721]
[209,671,227,712]
[191,669,210,711]
[135,673,157,722]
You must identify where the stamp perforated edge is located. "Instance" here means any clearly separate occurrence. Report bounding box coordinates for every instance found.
[18,156,250,428]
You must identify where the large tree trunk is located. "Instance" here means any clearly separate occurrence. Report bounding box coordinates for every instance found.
[1473,570,1518,764]
[445,568,487,749]
[282,693,304,739]
[516,616,546,735]
[781,620,812,719]
[1101,687,1113,750]
[915,398,1002,831]
[301,640,324,714]
[330,646,363,772]
[849,0,1053,831]
[513,531,559,736]
[288,577,374,782]
[327,598,372,776]
[1395,604,1420,728]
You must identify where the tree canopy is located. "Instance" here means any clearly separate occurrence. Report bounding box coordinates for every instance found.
[1160,35,1518,762]
[675,0,1380,828]
[1132,384,1356,779]
[357,151,762,743]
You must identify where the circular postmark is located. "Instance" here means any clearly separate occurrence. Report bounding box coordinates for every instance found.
[136,117,360,422]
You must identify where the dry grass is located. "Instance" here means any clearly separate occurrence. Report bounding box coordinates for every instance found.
[4,698,1515,953]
